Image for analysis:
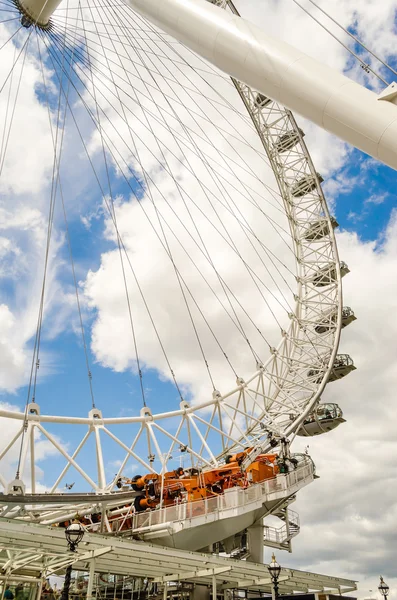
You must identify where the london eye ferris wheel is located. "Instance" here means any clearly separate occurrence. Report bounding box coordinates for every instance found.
[0,0,379,555]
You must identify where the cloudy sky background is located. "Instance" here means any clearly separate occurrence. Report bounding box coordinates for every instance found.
[0,0,397,596]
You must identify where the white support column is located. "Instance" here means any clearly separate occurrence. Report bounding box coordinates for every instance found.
[247,519,264,564]
[86,559,96,600]
[36,580,43,600]
[106,425,143,490]
[125,0,397,171]
[19,423,31,480]
[94,428,106,491]
[187,415,218,464]
[212,575,217,600]
[30,425,35,494]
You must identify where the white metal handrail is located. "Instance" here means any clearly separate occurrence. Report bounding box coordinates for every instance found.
[263,509,300,544]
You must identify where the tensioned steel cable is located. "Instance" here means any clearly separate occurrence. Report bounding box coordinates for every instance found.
[46,12,328,376]
[53,3,298,253]
[47,19,287,217]
[0,26,59,477]
[48,16,296,294]
[43,27,272,351]
[35,28,97,411]
[78,0,149,406]
[0,15,20,22]
[48,10,284,193]
[0,20,40,477]
[0,43,17,173]
[44,2,328,394]
[44,38,304,376]
[51,14,239,82]
[30,0,78,408]
[43,22,292,342]
[86,1,226,388]
[96,5,288,207]
[13,8,79,477]
[0,23,23,54]
[42,27,266,378]
[289,0,388,86]
[304,0,397,80]
[111,2,298,297]
[53,0,244,89]
[47,24,281,207]
[97,0,261,367]
[40,30,187,399]
[0,28,32,177]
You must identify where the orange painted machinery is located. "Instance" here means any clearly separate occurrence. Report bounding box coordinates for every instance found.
[117,450,280,514]
[55,451,285,532]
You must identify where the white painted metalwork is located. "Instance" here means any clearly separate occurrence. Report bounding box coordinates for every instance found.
[14,0,62,27]
[0,0,356,552]
[263,508,300,551]
[124,0,397,171]
[0,518,358,594]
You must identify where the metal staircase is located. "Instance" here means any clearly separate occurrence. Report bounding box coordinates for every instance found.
[263,506,300,553]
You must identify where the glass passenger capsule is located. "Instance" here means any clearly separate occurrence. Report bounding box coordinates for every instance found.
[255,93,272,108]
[297,403,345,437]
[273,128,304,153]
[311,261,349,287]
[314,306,357,334]
[307,353,356,384]
[291,173,324,198]
[303,216,339,241]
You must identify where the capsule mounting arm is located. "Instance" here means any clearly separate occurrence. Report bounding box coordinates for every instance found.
[124,0,397,172]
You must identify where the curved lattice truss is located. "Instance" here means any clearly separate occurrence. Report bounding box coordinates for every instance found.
[0,0,347,515]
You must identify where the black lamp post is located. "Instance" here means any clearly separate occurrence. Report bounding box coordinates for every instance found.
[378,577,389,600]
[268,553,281,600]
[61,521,85,600]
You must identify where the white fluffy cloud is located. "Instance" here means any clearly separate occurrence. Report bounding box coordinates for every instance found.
[286,212,397,595]
[0,26,59,391]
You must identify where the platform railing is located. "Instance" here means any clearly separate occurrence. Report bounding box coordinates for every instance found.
[114,460,313,534]
[263,509,300,545]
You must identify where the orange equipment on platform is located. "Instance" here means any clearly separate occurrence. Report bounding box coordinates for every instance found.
[56,450,284,531]
[119,450,280,514]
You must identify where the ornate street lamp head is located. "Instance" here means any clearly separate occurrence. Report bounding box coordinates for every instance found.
[378,577,389,598]
[65,520,85,552]
[268,553,281,579]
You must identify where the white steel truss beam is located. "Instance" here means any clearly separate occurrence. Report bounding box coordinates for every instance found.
[0,518,357,594]
[153,566,232,583]
[44,547,113,576]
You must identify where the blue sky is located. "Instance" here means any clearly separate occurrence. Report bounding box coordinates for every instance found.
[328,154,397,239]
